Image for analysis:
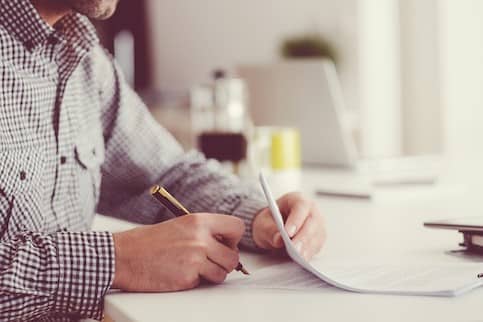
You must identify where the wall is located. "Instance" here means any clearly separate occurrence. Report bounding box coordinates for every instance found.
[358,0,401,157]
[145,0,360,113]
[399,0,442,155]
[440,0,483,186]
[147,1,414,159]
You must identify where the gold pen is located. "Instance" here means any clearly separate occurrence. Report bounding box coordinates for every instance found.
[151,185,250,275]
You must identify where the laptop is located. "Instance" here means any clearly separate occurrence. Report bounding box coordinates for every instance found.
[238,60,441,187]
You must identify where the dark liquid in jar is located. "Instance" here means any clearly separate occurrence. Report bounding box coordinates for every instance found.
[198,132,247,162]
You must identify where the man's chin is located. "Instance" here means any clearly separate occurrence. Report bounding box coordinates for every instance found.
[88,6,116,20]
[67,0,119,20]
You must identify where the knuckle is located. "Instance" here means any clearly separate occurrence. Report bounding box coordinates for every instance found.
[291,191,304,199]
[191,240,209,252]
[185,249,205,267]
[294,192,309,203]
[187,213,203,228]
[301,196,311,205]
[192,229,206,242]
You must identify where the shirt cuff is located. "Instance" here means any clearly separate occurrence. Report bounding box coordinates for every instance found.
[53,231,115,320]
[230,196,268,251]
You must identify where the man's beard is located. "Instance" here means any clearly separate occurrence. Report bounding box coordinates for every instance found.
[64,0,119,19]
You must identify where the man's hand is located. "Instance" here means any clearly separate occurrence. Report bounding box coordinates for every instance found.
[252,192,326,260]
[112,213,244,292]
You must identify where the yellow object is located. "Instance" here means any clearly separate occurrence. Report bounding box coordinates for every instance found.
[270,128,301,170]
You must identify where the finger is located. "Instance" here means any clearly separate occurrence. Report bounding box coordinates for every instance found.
[283,199,312,238]
[291,214,324,260]
[272,232,284,248]
[206,238,240,272]
[204,214,246,248]
[200,259,228,284]
[309,205,327,253]
[276,192,300,212]
[264,218,285,249]
[264,229,284,249]
[255,211,284,249]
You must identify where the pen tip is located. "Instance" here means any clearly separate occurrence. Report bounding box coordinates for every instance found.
[236,263,250,275]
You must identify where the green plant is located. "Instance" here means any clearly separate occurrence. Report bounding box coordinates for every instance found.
[281,33,337,62]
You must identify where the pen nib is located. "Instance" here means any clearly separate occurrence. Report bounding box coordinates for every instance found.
[236,263,250,275]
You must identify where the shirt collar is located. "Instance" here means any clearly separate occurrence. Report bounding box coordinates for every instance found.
[0,0,98,52]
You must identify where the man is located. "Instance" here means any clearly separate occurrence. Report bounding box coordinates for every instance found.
[0,0,326,321]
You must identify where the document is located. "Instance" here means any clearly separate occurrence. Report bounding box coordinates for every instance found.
[250,173,483,297]
[224,262,332,290]
[226,261,483,297]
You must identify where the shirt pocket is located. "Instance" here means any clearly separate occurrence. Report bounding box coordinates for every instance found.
[74,125,105,205]
[0,147,45,238]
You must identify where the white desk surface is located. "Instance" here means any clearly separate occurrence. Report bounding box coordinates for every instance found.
[93,169,483,322]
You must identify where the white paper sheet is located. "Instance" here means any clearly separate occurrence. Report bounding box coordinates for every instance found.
[255,173,483,297]
[224,262,332,290]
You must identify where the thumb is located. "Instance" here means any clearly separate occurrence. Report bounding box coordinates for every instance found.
[270,231,284,249]
[253,210,284,249]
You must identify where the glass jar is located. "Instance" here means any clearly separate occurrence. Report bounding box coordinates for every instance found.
[190,73,251,174]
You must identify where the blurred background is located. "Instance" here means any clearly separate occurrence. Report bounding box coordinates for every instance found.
[94,0,483,192]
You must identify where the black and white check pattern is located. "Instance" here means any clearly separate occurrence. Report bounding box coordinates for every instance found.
[0,0,266,321]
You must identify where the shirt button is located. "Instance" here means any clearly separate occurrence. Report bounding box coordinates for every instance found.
[20,171,26,181]
[48,36,58,45]
[60,156,67,165]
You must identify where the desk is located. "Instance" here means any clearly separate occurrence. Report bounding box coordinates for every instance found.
[93,170,483,322]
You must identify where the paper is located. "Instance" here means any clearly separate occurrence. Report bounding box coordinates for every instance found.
[315,262,483,296]
[225,261,483,296]
[224,262,332,290]
[256,173,483,297]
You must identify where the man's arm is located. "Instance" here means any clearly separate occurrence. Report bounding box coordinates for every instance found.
[0,231,114,321]
[0,59,114,320]
[94,48,265,249]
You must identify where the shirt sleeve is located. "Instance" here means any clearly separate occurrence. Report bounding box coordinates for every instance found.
[0,231,115,321]
[94,48,266,250]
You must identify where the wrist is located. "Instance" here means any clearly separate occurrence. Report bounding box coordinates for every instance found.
[112,232,129,289]
[226,197,267,251]
[252,208,270,249]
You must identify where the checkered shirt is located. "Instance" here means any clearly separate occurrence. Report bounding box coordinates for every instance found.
[0,0,266,321]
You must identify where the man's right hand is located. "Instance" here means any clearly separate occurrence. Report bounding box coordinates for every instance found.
[111,213,245,292]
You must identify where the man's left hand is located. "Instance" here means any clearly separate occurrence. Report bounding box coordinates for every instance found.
[252,192,326,260]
